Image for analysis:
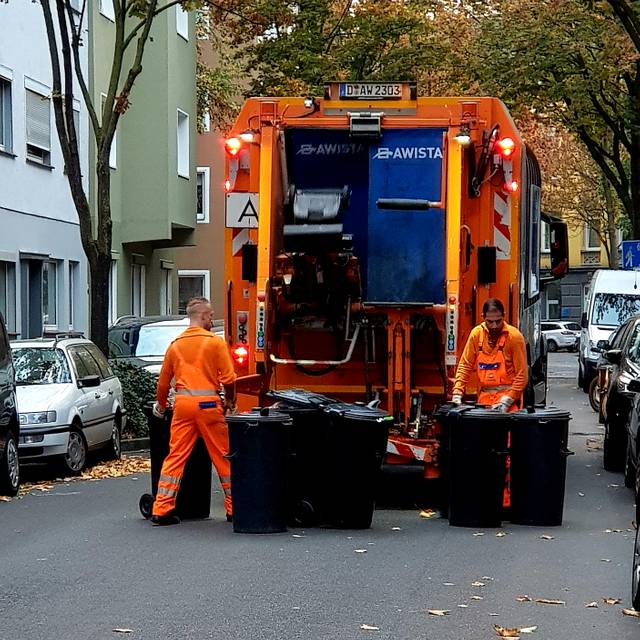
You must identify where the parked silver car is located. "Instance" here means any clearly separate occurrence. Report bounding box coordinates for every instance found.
[541,320,581,352]
[11,336,126,474]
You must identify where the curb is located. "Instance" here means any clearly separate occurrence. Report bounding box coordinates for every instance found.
[122,437,149,453]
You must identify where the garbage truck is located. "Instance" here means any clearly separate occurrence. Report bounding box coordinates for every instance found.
[223,82,568,478]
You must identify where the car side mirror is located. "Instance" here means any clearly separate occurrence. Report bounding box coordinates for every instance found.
[605,349,622,365]
[581,312,587,329]
[628,379,640,393]
[596,340,610,352]
[78,374,100,388]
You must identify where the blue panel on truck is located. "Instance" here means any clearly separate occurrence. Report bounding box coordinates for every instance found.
[286,129,370,275]
[366,129,446,304]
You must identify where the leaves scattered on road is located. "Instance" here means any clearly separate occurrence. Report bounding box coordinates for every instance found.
[494,624,538,638]
[471,581,486,587]
[427,609,450,616]
[585,602,598,608]
[539,535,554,540]
[360,623,379,630]
[515,595,532,603]
[419,509,436,519]
[602,597,622,605]
[534,598,565,606]
[112,629,133,634]
[622,608,640,617]
[354,549,367,553]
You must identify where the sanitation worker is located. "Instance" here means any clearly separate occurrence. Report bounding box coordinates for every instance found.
[151,297,237,526]
[451,298,528,412]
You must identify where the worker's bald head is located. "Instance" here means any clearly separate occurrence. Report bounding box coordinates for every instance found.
[186,297,213,330]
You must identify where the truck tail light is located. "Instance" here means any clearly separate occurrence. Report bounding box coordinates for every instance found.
[225,137,243,157]
[504,179,518,193]
[233,345,249,366]
[496,137,515,158]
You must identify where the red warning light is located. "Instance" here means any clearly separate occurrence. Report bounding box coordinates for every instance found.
[233,345,249,366]
[448,296,457,305]
[496,137,516,158]
[224,179,232,192]
[225,137,243,157]
[504,180,519,193]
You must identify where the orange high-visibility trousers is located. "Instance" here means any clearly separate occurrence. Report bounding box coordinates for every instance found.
[152,395,232,518]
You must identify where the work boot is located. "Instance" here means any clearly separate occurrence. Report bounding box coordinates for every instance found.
[151,513,181,527]
[226,513,233,523]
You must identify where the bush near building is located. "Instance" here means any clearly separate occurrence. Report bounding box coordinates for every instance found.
[110,361,157,438]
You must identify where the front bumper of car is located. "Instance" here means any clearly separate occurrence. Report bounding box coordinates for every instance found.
[18,424,72,459]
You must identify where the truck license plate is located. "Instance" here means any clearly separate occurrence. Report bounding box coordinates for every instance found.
[338,82,403,100]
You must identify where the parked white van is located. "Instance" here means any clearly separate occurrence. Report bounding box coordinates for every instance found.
[579,269,640,392]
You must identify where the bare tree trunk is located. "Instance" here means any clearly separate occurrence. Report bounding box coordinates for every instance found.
[603,176,619,267]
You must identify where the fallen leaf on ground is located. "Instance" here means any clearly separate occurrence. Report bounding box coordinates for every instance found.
[540,535,554,540]
[585,602,598,608]
[473,532,485,537]
[482,576,495,581]
[535,598,565,606]
[112,630,133,634]
[292,534,304,538]
[516,595,532,602]
[494,625,520,637]
[428,610,450,616]
[602,597,622,605]
[600,559,611,563]
[458,604,469,608]
[520,626,538,634]
[604,528,623,534]
[391,527,402,531]
[354,549,367,553]
[608,483,620,488]
[496,532,507,537]
[360,624,379,630]
[622,608,640,617]
[443,582,455,586]
[0,496,11,502]
[578,492,585,497]
[489,613,500,616]
[471,595,484,601]
[419,509,436,519]
[472,581,486,587]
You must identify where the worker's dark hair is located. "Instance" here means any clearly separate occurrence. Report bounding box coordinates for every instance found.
[482,298,505,317]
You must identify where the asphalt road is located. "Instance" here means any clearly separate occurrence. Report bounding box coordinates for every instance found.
[1,353,639,639]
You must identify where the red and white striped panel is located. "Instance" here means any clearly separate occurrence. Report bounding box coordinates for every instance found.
[387,438,431,462]
[493,192,511,261]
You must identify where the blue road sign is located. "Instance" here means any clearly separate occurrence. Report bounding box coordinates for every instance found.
[622,241,640,269]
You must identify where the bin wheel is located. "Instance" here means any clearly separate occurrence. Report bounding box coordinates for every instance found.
[139,493,154,519]
[633,526,640,610]
[340,503,375,530]
[292,500,317,527]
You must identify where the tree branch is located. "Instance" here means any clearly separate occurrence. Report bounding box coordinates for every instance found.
[607,0,640,54]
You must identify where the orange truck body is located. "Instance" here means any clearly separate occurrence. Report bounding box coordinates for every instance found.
[223,83,555,477]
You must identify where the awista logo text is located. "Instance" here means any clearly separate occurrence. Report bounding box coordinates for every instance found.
[373,147,443,160]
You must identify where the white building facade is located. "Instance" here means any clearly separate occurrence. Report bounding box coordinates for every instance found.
[0,3,89,339]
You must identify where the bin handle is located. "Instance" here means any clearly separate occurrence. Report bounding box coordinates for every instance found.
[560,449,574,457]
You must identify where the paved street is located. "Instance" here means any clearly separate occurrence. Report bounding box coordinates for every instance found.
[1,354,639,639]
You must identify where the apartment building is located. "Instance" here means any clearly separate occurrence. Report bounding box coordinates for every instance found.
[0,2,89,339]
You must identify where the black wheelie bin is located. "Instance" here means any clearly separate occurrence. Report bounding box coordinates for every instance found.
[139,403,212,520]
[227,408,292,533]
[440,404,510,528]
[322,403,393,529]
[508,407,572,526]
[267,389,338,526]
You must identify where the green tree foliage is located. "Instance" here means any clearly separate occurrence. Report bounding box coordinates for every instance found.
[110,361,157,438]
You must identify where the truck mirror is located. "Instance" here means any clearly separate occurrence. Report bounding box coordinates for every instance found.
[549,220,569,278]
[477,246,496,284]
[581,312,587,329]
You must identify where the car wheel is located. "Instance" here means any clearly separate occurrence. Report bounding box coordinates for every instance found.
[0,431,20,497]
[604,419,627,472]
[589,377,600,413]
[633,525,640,610]
[625,437,636,488]
[546,339,558,353]
[60,428,87,476]
[106,413,122,461]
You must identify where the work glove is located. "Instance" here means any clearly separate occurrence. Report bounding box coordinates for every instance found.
[152,402,166,419]
[224,401,237,416]
[451,394,462,406]
[491,395,514,413]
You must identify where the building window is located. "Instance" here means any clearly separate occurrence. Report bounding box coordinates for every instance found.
[196,166,210,223]
[545,282,561,320]
[101,94,117,169]
[160,266,173,315]
[25,88,51,165]
[108,260,118,324]
[100,0,115,21]
[68,261,79,329]
[0,261,16,334]
[178,270,210,314]
[42,261,57,327]
[131,262,146,317]
[176,6,189,40]
[177,109,189,178]
[0,75,13,153]
[584,224,600,250]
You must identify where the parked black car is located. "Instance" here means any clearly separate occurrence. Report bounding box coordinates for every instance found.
[597,315,640,473]
[0,312,19,496]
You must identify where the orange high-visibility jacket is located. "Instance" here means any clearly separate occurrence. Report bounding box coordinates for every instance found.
[452,322,528,403]
[157,327,237,408]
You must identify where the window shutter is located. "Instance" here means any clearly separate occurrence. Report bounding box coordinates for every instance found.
[26,89,50,151]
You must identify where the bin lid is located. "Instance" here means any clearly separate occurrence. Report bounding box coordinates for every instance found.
[324,402,393,422]
[450,405,571,421]
[226,407,293,424]
[267,388,338,409]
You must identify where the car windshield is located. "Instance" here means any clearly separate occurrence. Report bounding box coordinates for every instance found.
[591,293,640,327]
[134,325,186,357]
[12,347,71,385]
